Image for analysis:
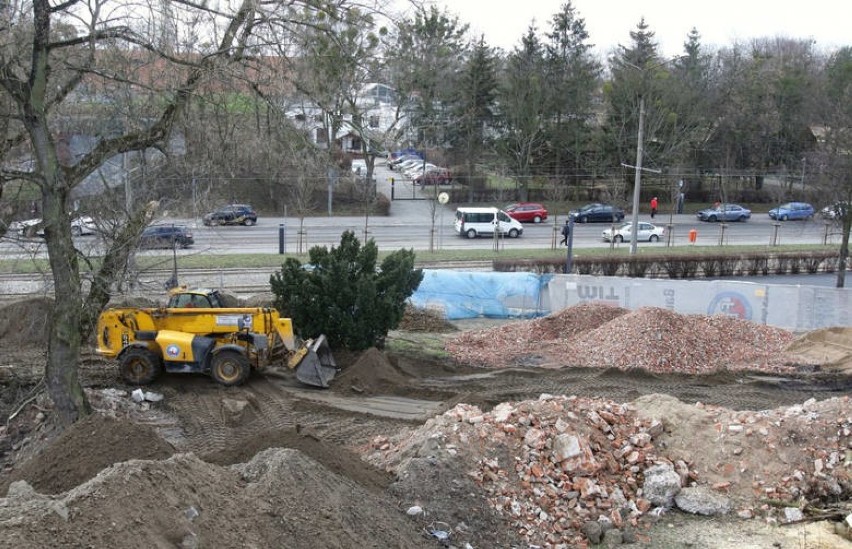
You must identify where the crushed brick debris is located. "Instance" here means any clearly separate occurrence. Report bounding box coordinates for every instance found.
[446,303,804,374]
[369,394,852,547]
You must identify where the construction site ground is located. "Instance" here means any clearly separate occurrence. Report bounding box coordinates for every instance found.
[0,297,851,548]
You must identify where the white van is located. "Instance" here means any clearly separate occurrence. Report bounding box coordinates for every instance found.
[454,207,524,239]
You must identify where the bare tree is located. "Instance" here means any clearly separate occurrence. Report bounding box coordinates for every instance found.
[0,0,266,425]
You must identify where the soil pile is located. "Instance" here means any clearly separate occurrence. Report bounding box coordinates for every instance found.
[332,347,410,395]
[0,449,432,549]
[0,413,174,496]
[785,327,852,374]
[201,426,393,493]
[0,298,52,349]
[397,304,457,332]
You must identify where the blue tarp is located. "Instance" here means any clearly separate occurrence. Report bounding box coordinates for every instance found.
[409,270,550,320]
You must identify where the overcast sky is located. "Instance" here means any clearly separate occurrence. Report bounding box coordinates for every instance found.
[421,0,850,58]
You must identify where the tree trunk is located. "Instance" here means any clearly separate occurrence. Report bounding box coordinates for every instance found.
[29,120,91,424]
[836,218,850,288]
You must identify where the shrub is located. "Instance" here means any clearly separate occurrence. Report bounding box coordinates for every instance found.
[270,231,424,351]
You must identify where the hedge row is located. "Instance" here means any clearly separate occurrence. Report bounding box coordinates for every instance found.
[493,250,845,278]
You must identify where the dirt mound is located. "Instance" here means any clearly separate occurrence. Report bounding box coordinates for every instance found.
[106,295,160,308]
[0,450,432,549]
[332,347,410,395]
[397,305,456,332]
[241,292,275,307]
[201,427,393,493]
[785,327,852,374]
[446,302,628,367]
[0,413,174,496]
[0,298,53,348]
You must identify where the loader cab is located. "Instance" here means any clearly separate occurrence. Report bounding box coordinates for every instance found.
[167,287,224,308]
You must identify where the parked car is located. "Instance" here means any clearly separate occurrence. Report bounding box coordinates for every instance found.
[820,201,849,221]
[695,203,752,222]
[414,168,452,186]
[203,204,257,226]
[504,202,549,224]
[396,159,424,173]
[405,163,438,178]
[602,222,665,243]
[569,203,625,223]
[139,225,194,249]
[768,202,814,221]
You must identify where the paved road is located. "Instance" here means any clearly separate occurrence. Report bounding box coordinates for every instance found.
[0,159,845,258]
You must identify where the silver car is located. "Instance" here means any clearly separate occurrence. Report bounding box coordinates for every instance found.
[696,203,751,222]
[602,222,665,243]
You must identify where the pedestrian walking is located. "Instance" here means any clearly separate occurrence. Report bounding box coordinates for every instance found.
[560,219,571,245]
[650,196,658,219]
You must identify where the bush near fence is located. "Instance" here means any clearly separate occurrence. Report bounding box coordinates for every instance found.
[493,250,845,278]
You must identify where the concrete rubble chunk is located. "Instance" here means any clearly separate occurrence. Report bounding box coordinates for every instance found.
[783,507,804,523]
[144,391,164,402]
[642,463,681,506]
[552,433,582,461]
[581,520,602,544]
[674,486,732,516]
[602,528,623,547]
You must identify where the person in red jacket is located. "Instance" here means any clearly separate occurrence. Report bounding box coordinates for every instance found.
[650,196,658,219]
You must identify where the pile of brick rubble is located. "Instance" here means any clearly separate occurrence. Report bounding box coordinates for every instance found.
[446,303,803,374]
[369,394,852,548]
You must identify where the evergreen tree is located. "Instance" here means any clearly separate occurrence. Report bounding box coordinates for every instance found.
[495,26,548,196]
[448,36,498,188]
[542,2,601,185]
[270,231,423,351]
[385,6,469,148]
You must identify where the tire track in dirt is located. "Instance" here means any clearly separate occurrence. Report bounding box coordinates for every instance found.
[409,366,849,411]
[159,375,299,454]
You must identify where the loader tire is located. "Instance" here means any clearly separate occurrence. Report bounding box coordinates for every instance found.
[211,350,251,386]
[120,347,163,385]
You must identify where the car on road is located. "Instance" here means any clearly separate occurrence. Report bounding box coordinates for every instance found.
[768,202,814,221]
[569,203,625,223]
[139,225,194,249]
[203,204,257,226]
[454,207,524,239]
[8,215,98,237]
[602,222,665,243]
[820,201,849,221]
[695,203,752,222]
[504,202,548,224]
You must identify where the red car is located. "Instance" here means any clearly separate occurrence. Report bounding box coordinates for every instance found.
[504,202,548,223]
[414,168,452,186]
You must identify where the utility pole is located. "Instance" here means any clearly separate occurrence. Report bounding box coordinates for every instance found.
[628,96,645,256]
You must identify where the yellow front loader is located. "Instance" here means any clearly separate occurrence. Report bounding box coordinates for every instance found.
[96,299,337,388]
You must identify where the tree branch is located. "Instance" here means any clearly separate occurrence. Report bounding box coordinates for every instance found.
[65,0,257,184]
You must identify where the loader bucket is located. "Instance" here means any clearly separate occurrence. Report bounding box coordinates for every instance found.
[293,335,338,388]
